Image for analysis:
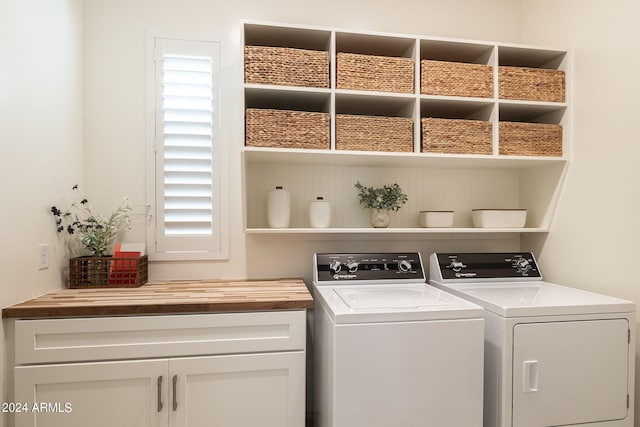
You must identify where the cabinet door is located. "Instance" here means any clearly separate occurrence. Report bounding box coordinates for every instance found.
[512,319,630,426]
[14,359,168,427]
[169,351,305,427]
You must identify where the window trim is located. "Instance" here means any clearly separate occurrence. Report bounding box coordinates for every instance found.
[146,33,229,261]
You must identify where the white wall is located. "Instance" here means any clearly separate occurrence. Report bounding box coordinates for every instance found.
[520,1,640,423]
[0,1,83,425]
[82,0,525,283]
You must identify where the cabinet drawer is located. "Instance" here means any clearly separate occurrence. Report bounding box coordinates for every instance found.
[14,310,306,364]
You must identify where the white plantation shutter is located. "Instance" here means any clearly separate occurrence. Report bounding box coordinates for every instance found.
[149,38,227,260]
[162,54,213,236]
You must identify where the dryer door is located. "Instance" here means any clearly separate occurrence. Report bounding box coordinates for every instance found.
[512,319,630,427]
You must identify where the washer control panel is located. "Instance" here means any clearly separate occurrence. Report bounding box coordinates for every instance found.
[433,252,541,280]
[315,252,424,283]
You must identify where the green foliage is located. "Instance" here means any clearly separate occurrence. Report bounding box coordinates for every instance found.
[354,181,408,212]
[51,185,131,257]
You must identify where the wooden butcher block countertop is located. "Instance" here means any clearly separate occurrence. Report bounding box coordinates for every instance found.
[2,279,314,319]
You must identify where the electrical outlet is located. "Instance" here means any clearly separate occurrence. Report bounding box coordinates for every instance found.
[37,243,49,270]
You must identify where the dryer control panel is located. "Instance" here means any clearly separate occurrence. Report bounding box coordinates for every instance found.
[431,252,542,282]
[314,252,425,284]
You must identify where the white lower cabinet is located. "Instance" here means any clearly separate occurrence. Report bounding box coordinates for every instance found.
[10,311,306,427]
[15,359,168,427]
[171,353,304,427]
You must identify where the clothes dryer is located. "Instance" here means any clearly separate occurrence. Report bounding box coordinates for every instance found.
[429,252,635,427]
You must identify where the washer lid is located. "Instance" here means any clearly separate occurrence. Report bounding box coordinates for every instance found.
[429,281,635,318]
[312,283,483,324]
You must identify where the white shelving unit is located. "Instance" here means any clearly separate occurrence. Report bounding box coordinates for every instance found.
[242,21,570,238]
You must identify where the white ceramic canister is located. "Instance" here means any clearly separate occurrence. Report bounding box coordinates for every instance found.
[419,210,454,228]
[267,186,291,228]
[309,196,331,228]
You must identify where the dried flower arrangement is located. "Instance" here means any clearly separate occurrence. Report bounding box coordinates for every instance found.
[50,185,131,257]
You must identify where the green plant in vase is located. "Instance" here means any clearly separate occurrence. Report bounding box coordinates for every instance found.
[354,181,408,228]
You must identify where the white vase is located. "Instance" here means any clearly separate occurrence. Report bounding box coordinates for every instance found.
[309,197,331,228]
[267,186,290,228]
[370,208,390,228]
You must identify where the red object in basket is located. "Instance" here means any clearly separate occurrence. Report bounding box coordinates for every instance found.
[108,251,141,285]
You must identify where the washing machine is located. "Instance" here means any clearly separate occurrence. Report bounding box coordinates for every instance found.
[429,252,636,427]
[311,252,485,427]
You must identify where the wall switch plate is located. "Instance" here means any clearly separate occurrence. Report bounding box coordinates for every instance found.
[37,243,49,270]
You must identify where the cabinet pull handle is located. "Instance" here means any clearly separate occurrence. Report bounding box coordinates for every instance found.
[172,375,178,411]
[157,376,163,412]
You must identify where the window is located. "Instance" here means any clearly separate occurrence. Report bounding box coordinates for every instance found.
[148,37,228,260]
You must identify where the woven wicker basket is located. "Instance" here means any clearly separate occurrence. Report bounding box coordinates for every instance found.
[499,66,565,102]
[421,118,493,155]
[421,60,493,98]
[337,53,414,93]
[245,108,330,149]
[244,46,329,88]
[499,122,563,156]
[336,114,413,152]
